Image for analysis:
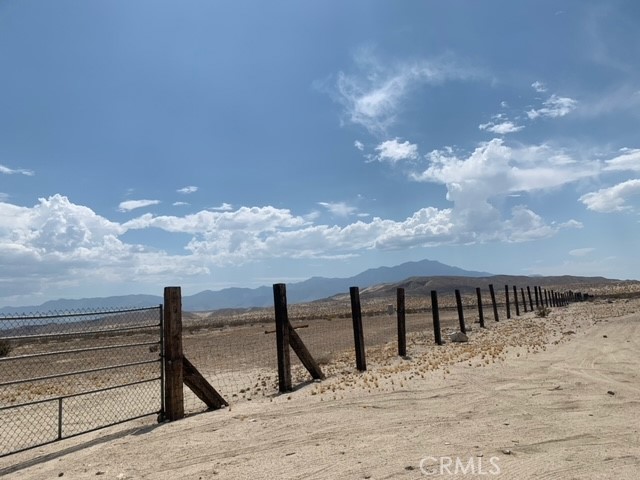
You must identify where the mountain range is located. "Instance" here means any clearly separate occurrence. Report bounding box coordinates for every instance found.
[1,259,492,314]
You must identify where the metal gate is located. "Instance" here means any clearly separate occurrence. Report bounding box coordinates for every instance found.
[0,306,163,457]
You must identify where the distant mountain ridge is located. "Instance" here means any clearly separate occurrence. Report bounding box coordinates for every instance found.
[0,259,491,314]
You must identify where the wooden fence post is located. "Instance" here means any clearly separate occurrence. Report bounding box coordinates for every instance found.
[505,285,511,319]
[513,285,520,316]
[527,286,534,311]
[288,324,325,380]
[476,287,485,328]
[431,290,443,345]
[455,289,466,334]
[397,288,407,357]
[521,288,527,313]
[489,284,499,322]
[350,287,367,371]
[545,289,550,308]
[273,283,292,392]
[163,286,184,421]
[534,286,540,309]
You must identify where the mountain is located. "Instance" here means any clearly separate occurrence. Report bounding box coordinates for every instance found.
[0,258,491,314]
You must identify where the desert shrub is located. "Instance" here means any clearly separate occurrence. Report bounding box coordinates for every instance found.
[535,307,551,318]
[0,338,11,357]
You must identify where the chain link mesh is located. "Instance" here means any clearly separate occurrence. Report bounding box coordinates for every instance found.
[0,306,162,457]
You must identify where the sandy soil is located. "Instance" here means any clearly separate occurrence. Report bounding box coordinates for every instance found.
[1,299,639,479]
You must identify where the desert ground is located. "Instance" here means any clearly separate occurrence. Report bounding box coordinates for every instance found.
[1,293,639,479]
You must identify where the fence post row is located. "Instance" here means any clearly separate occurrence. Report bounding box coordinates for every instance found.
[397,288,407,357]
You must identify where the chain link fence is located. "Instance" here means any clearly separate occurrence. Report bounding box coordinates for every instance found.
[0,306,162,457]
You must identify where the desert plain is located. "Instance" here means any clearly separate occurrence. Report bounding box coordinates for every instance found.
[1,283,639,479]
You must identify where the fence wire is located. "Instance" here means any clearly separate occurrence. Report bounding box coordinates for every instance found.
[0,306,162,457]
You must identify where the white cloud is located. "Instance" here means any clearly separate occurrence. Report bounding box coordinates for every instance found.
[123,206,308,234]
[173,201,189,206]
[478,121,524,135]
[531,81,547,93]
[318,201,358,217]
[354,140,364,151]
[210,202,233,212]
[604,149,640,172]
[405,139,593,242]
[0,195,201,300]
[569,247,595,257]
[0,164,34,176]
[374,138,419,163]
[334,49,476,134]
[579,179,640,212]
[118,199,161,212]
[527,94,577,119]
[0,187,589,302]
[177,186,198,194]
[414,139,598,199]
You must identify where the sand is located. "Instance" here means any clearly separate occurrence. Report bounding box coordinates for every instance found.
[1,299,639,479]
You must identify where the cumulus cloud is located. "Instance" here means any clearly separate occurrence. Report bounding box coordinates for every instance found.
[118,199,161,212]
[173,201,189,206]
[0,164,34,176]
[0,185,587,302]
[478,121,524,135]
[527,94,577,119]
[604,149,640,172]
[318,201,358,217]
[374,138,419,163]
[177,186,198,194]
[414,139,598,200]
[579,179,640,212]
[333,49,475,134]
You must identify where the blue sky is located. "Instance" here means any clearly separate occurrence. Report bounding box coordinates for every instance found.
[1,1,639,306]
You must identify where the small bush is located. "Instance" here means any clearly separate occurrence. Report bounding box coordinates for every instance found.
[0,339,11,357]
[535,307,551,318]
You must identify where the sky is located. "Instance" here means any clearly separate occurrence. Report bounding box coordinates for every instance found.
[1,1,639,307]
